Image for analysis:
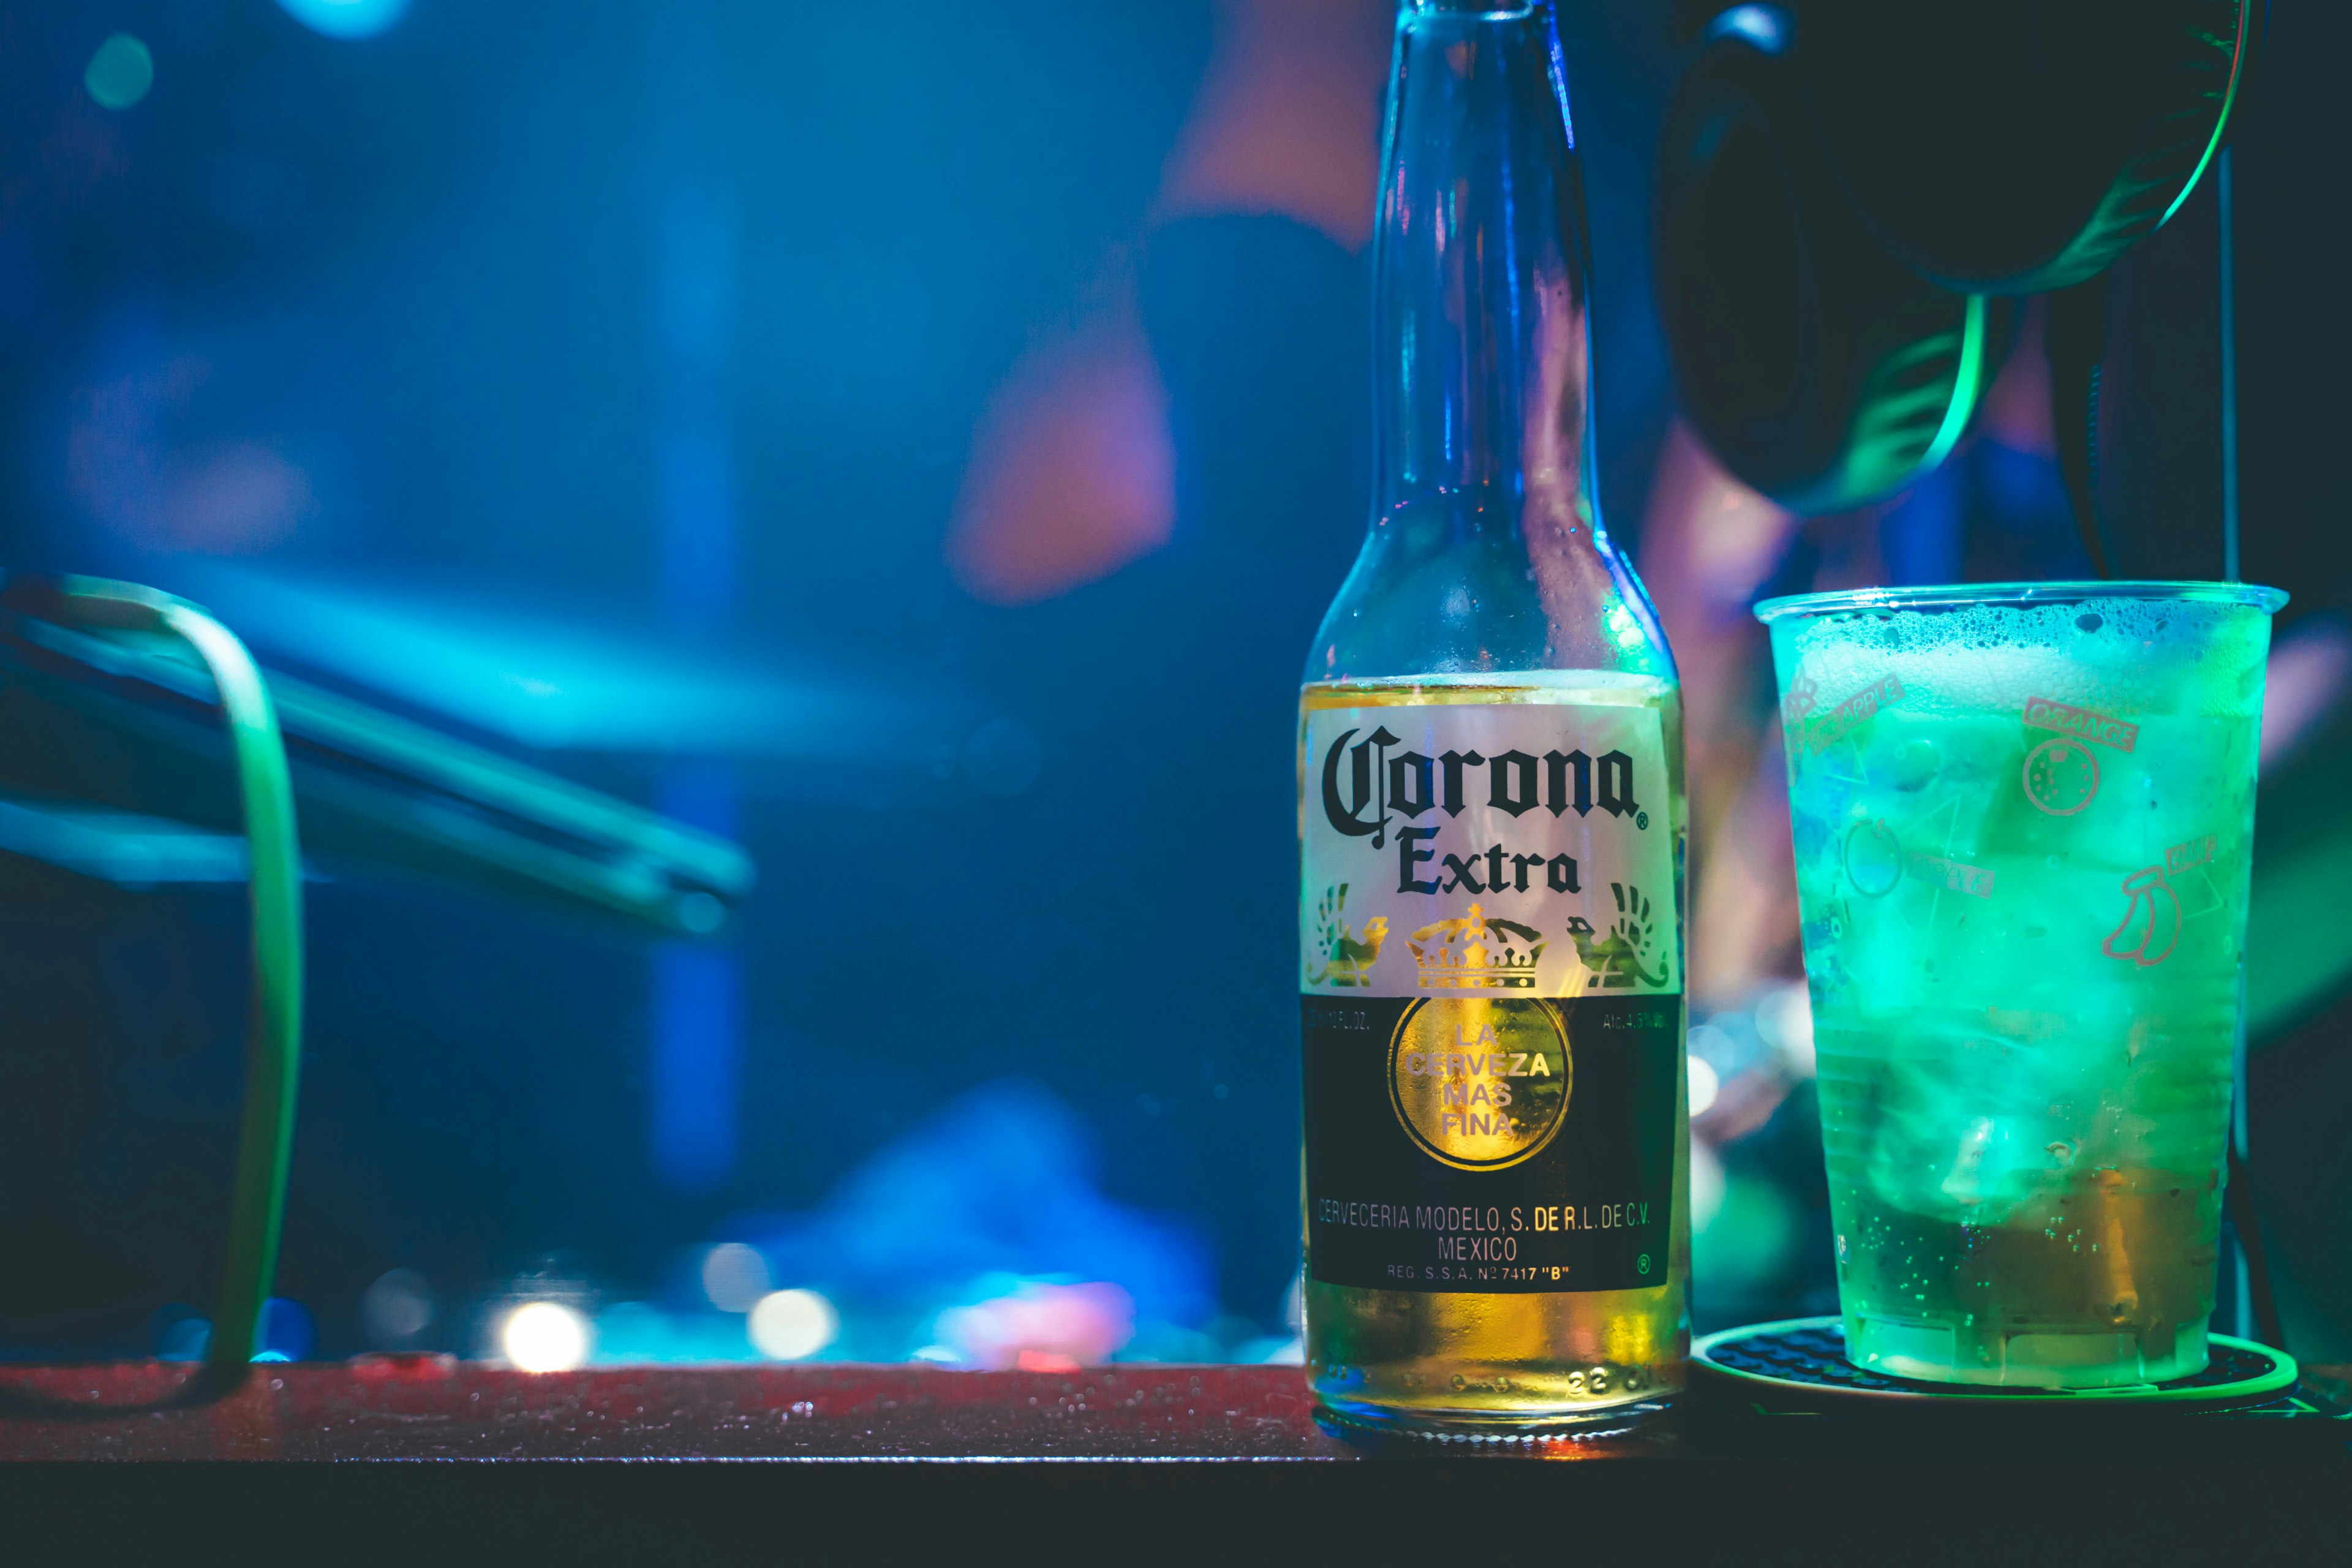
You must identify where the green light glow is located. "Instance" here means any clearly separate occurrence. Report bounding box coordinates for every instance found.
[1603,600,1643,655]
[1919,293,1988,474]
[2158,15,2249,230]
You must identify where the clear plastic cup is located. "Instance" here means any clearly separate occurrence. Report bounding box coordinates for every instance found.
[1755,581,2283,1387]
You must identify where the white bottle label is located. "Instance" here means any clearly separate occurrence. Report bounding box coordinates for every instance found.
[1301,700,1678,1000]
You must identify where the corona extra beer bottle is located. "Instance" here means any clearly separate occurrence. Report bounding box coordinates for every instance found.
[1299,0,1688,1433]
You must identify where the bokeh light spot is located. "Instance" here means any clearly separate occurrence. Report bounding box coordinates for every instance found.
[1686,1054,1721,1118]
[700,1242,772,1313]
[258,1296,316,1360]
[359,1267,435,1348]
[676,891,725,935]
[84,34,154,111]
[156,1316,211,1362]
[1752,981,1815,1078]
[501,1301,590,1373]
[935,1281,1134,1370]
[277,0,411,40]
[748,1289,840,1361]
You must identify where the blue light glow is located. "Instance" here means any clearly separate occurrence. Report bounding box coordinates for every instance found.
[258,1296,317,1360]
[276,0,410,41]
[1709,5,1789,55]
[654,758,744,1193]
[652,943,741,1191]
[151,562,917,756]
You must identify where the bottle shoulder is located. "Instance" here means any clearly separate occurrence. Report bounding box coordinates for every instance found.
[1300,667,1679,710]
[1304,512,1680,690]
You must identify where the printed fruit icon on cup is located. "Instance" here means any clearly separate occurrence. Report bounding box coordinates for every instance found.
[2022,737,2100,815]
[2103,866,2182,968]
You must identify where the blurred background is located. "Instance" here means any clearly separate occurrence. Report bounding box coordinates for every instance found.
[3,0,2349,1373]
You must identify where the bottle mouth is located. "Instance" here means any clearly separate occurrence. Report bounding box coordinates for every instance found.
[1406,2,1540,19]
[1753,579,2288,624]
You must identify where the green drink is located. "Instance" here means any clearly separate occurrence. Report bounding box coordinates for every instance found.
[1757,583,2283,1387]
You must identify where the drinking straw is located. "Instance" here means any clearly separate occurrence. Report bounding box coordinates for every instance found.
[2218,144,2241,584]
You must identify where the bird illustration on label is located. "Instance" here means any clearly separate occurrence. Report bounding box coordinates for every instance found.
[1565,883,1668,989]
[1308,883,1389,987]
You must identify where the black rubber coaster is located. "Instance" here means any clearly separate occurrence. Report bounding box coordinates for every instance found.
[1693,1316,2302,1413]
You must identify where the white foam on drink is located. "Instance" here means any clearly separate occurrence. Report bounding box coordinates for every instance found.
[1776,598,2269,722]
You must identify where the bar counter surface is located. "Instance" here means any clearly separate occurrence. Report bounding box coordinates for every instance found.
[2,1355,2347,1460]
[2,1359,1348,1463]
[4,1359,2345,1558]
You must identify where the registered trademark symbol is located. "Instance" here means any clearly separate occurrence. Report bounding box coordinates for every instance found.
[1637,1253,1651,1275]
[1635,810,1649,831]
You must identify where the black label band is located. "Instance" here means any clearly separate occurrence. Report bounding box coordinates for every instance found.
[1303,993,1679,1294]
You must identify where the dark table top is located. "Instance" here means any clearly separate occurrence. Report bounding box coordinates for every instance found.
[0,1360,1349,1463]
[1,1355,2345,1460]
[3,1360,2345,1558]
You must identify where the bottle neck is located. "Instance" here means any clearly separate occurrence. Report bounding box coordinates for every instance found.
[1372,1,1596,546]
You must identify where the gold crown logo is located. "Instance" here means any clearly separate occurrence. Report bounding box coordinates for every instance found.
[1406,903,1546,990]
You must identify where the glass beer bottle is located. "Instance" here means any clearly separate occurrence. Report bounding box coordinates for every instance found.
[1298,0,1689,1433]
